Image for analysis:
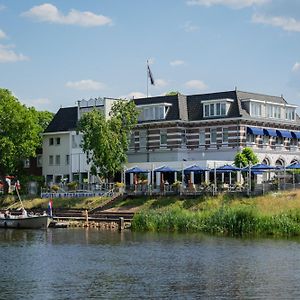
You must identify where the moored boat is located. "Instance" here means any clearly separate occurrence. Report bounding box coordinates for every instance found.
[0,214,51,229]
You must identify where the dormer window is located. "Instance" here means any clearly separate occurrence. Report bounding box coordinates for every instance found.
[203,99,232,118]
[286,108,295,121]
[138,103,172,121]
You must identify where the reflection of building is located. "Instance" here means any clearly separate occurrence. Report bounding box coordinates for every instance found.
[42,90,300,184]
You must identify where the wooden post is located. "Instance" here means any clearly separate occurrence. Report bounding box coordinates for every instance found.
[118,217,124,231]
[85,209,89,227]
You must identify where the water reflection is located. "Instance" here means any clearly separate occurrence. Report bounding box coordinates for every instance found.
[1,229,300,299]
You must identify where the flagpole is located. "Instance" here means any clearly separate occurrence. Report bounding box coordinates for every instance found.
[146,59,149,98]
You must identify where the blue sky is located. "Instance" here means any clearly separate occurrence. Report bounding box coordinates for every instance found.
[0,0,300,112]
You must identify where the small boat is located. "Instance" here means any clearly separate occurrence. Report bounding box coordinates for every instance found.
[0,182,51,229]
[0,213,51,229]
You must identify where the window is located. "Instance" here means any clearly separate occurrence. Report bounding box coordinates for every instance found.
[210,128,217,143]
[250,102,262,117]
[65,155,70,165]
[204,105,209,117]
[129,133,135,149]
[55,155,60,165]
[210,104,214,116]
[181,130,187,146]
[199,129,205,145]
[49,138,54,146]
[286,108,295,121]
[56,137,61,145]
[37,155,42,167]
[267,105,281,119]
[49,155,53,165]
[276,137,284,145]
[247,134,255,143]
[23,159,30,168]
[203,102,228,117]
[160,130,167,146]
[221,103,226,115]
[139,130,147,149]
[263,135,269,144]
[72,135,82,148]
[223,128,228,143]
[139,104,170,121]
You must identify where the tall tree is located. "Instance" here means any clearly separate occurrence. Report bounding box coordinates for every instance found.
[234,147,259,168]
[0,89,41,177]
[77,100,139,179]
[31,109,54,146]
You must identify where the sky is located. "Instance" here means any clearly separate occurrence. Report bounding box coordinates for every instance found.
[0,0,300,112]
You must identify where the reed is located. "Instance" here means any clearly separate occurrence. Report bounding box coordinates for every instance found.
[132,196,300,236]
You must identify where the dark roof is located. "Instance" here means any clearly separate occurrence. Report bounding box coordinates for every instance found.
[187,90,240,121]
[133,94,188,122]
[44,107,78,133]
[45,90,299,133]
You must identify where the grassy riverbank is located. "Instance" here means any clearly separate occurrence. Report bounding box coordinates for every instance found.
[0,195,110,210]
[130,190,300,236]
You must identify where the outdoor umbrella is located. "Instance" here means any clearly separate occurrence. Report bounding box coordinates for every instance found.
[154,166,177,172]
[215,165,240,173]
[242,164,276,173]
[184,165,208,174]
[125,167,149,173]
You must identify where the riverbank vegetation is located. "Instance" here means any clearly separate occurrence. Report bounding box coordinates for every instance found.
[131,190,300,236]
[0,195,110,210]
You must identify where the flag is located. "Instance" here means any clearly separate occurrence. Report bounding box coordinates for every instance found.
[48,199,53,217]
[147,62,155,85]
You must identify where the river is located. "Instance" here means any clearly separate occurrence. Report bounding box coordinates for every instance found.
[0,229,300,299]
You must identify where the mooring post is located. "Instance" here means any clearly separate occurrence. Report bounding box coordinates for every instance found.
[118,217,124,231]
[85,209,89,226]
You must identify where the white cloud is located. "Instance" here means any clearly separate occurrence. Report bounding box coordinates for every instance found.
[252,14,300,32]
[292,62,300,72]
[22,3,112,27]
[0,29,6,39]
[183,21,199,32]
[0,44,29,63]
[123,92,147,99]
[187,0,269,9]
[155,79,168,88]
[65,79,106,91]
[185,80,207,90]
[170,60,185,67]
[0,4,5,11]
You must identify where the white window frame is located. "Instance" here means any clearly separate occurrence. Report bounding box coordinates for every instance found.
[160,129,167,146]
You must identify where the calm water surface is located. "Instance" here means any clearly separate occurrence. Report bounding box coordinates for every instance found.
[0,229,300,299]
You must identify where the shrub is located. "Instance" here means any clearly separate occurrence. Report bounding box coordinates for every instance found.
[67,181,77,191]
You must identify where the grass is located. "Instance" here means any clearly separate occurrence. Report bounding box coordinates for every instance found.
[131,190,300,236]
[0,195,111,210]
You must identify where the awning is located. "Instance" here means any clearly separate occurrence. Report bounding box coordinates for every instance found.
[263,128,278,137]
[276,130,293,139]
[291,132,300,139]
[247,127,264,135]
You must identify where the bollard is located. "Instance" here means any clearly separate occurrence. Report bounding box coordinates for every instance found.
[118,217,124,231]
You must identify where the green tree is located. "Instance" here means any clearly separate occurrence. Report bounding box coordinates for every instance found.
[31,109,54,146]
[77,100,139,179]
[234,147,259,167]
[0,89,41,177]
[165,91,180,96]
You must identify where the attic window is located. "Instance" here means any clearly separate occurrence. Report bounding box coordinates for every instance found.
[138,103,172,121]
[203,99,232,117]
